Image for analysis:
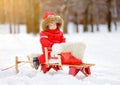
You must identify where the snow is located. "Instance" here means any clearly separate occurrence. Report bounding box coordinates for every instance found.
[0,24,120,85]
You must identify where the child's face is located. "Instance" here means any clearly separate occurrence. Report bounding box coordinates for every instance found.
[48,23,57,30]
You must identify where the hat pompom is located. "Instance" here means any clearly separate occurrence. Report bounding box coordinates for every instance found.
[43,12,56,20]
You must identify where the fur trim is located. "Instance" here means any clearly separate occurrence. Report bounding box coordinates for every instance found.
[41,16,63,31]
[51,42,86,59]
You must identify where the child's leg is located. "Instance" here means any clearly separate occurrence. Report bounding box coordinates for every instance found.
[38,54,45,64]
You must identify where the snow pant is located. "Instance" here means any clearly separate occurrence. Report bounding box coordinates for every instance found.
[38,52,51,63]
[38,54,45,64]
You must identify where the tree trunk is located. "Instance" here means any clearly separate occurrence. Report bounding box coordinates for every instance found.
[9,23,12,33]
[25,0,33,33]
[74,13,79,33]
[63,0,69,34]
[92,0,99,32]
[90,13,94,32]
[113,0,117,31]
[18,24,20,33]
[107,0,112,32]
[83,5,89,32]
[107,11,112,32]
[33,0,40,34]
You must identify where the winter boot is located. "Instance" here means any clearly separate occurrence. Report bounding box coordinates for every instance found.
[33,57,40,70]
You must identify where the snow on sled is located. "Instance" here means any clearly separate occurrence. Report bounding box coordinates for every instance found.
[15,42,95,77]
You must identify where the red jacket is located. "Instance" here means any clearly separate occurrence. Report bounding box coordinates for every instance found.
[40,29,66,53]
[38,29,65,63]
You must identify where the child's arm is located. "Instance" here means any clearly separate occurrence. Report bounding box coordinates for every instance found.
[40,32,52,47]
[40,35,53,47]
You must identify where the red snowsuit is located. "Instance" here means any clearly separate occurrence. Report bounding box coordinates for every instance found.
[38,29,65,73]
[38,29,65,64]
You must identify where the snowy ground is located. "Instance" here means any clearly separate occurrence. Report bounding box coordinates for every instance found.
[0,24,120,85]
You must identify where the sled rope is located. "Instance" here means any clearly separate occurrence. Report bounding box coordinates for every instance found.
[0,56,33,73]
[0,62,21,71]
[1,65,15,71]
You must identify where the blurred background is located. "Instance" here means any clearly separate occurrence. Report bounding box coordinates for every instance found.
[0,0,120,34]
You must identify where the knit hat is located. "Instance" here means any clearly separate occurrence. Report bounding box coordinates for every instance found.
[41,12,63,31]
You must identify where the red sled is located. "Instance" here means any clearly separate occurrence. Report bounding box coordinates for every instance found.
[15,42,95,77]
[41,42,95,77]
